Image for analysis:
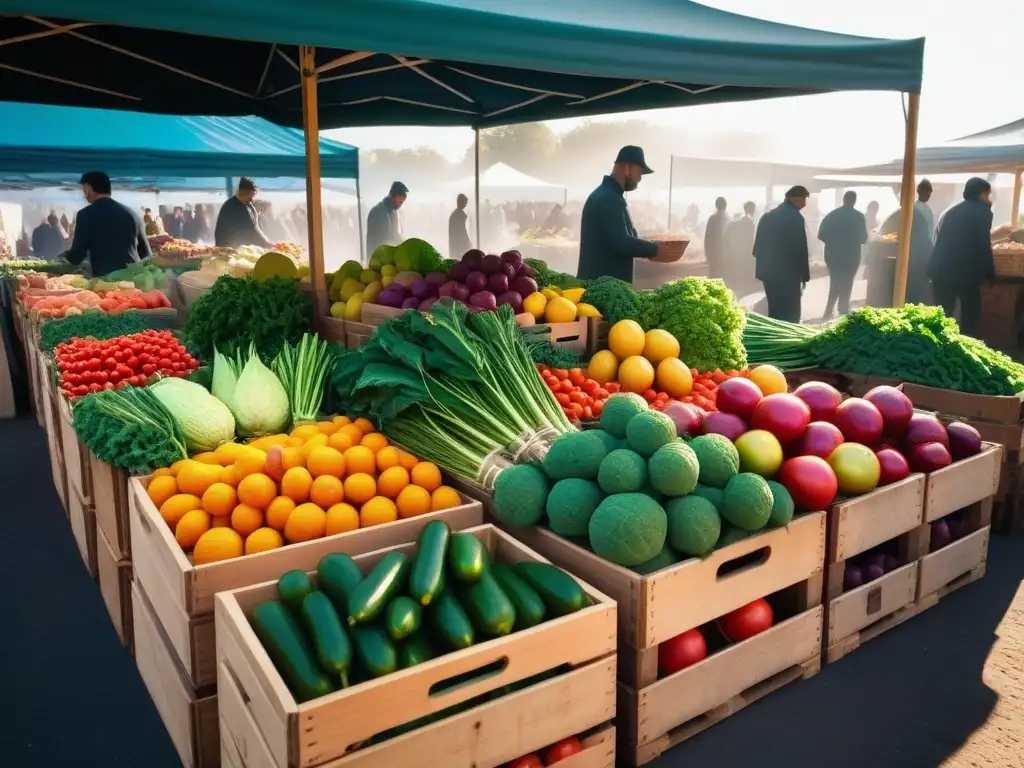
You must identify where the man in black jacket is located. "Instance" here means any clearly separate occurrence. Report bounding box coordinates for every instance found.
[818,191,868,318]
[928,177,995,335]
[214,178,273,249]
[754,186,811,322]
[703,197,729,279]
[61,171,150,276]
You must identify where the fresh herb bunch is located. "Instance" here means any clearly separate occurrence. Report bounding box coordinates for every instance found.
[39,310,173,353]
[182,276,312,364]
[272,333,339,422]
[581,276,648,326]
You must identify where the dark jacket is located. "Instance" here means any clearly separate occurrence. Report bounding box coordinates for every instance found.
[215,196,272,249]
[366,197,402,255]
[577,175,658,282]
[63,197,149,277]
[928,180,995,285]
[725,215,755,262]
[817,205,868,270]
[448,208,471,259]
[703,210,729,271]
[31,223,64,260]
[753,200,810,284]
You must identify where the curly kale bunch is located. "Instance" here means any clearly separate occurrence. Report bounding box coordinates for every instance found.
[525,258,585,290]
[649,279,746,371]
[582,276,650,325]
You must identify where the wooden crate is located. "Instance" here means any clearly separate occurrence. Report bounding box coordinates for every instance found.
[215,524,617,768]
[314,317,346,344]
[132,582,219,768]
[343,320,373,350]
[917,497,992,608]
[923,443,1002,523]
[823,475,928,664]
[25,325,42,424]
[58,395,92,505]
[97,522,133,651]
[91,451,132,558]
[585,318,608,358]
[68,485,97,579]
[129,475,484,689]
[40,362,67,512]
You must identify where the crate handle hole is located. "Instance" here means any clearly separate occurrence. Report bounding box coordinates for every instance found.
[428,657,508,698]
[716,546,771,580]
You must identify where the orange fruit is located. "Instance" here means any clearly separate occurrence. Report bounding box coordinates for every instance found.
[360,496,398,527]
[237,473,277,509]
[286,436,305,448]
[310,475,345,508]
[343,446,376,476]
[306,446,345,478]
[290,424,321,441]
[300,434,330,457]
[377,466,410,499]
[316,420,340,435]
[265,496,297,531]
[265,446,304,482]
[353,418,375,435]
[192,528,243,565]
[211,515,231,528]
[247,434,289,452]
[245,527,284,554]
[360,432,390,453]
[325,503,360,536]
[410,462,442,492]
[159,494,202,527]
[431,485,463,512]
[231,504,264,537]
[284,503,327,543]
[332,415,352,427]
[396,485,432,519]
[338,424,364,446]
[151,467,173,479]
[344,473,377,505]
[281,466,313,504]
[214,442,247,465]
[328,431,354,453]
[176,461,224,496]
[193,451,221,465]
[169,459,190,477]
[397,450,419,471]
[147,475,179,509]
[202,482,238,517]
[175,510,211,549]
[376,446,401,472]
[232,446,268,478]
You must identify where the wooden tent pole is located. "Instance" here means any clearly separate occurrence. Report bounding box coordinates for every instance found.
[666,156,674,231]
[474,128,481,248]
[892,92,920,309]
[1011,168,1022,229]
[300,45,327,320]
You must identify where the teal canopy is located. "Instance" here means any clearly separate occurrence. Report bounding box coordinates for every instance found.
[0,102,358,178]
[0,5,925,128]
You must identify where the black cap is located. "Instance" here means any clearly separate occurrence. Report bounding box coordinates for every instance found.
[389,181,409,196]
[614,146,654,174]
[785,185,810,199]
[238,177,257,191]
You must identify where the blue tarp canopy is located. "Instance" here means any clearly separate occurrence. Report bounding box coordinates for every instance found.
[0,174,357,194]
[0,102,358,178]
[0,4,924,129]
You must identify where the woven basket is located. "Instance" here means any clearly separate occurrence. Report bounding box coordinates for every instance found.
[993,245,1024,278]
[648,236,690,260]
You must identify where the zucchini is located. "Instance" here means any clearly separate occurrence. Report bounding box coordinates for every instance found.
[430,588,475,650]
[491,564,546,629]
[448,532,487,583]
[385,596,422,642]
[513,562,587,616]
[409,520,449,606]
[251,600,334,702]
[347,552,410,627]
[397,631,436,669]
[300,591,353,687]
[276,570,314,616]
[317,553,363,615]
[462,569,516,636]
[351,625,398,679]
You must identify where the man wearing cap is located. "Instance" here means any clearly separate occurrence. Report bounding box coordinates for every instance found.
[215,178,273,249]
[367,181,408,256]
[61,171,150,276]
[577,146,680,282]
[753,185,811,322]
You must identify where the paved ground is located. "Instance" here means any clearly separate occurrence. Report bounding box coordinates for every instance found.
[3,416,1023,768]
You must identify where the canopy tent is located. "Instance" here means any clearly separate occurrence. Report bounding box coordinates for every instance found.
[447,162,566,204]
[0,174,357,194]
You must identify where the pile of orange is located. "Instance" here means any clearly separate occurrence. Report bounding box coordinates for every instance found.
[146,415,463,566]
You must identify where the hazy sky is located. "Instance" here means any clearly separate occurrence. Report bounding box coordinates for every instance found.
[326,0,1020,166]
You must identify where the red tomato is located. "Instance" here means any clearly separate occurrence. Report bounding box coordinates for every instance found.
[569,390,586,405]
[544,737,584,764]
[507,755,543,768]
[642,389,657,403]
[658,628,707,676]
[656,392,671,402]
[558,380,574,394]
[551,368,569,380]
[719,599,774,643]
[568,402,584,415]
[555,393,571,407]
[595,388,609,400]
[605,382,620,394]
[592,400,605,416]
[568,372,585,387]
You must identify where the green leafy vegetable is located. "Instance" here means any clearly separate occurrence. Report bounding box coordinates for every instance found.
[148,377,236,452]
[393,238,444,274]
[525,258,585,290]
[518,326,585,368]
[213,343,291,436]
[272,334,338,422]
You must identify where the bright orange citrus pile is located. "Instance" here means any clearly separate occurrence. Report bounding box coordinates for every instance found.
[145,415,463,566]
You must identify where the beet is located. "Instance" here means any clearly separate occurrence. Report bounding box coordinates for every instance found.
[863,385,914,437]
[946,421,982,460]
[495,290,524,313]
[481,254,503,274]
[501,262,517,281]
[487,273,509,294]
[465,270,488,293]
[519,264,536,278]
[903,413,949,450]
[882,554,899,573]
[449,261,471,282]
[501,249,524,271]
[862,552,886,571]
[946,517,968,540]
[425,271,449,287]
[418,298,437,311]
[930,520,952,552]
[410,278,436,300]
[663,402,705,438]
[451,283,471,302]
[378,285,408,307]
[462,249,484,270]
[510,276,539,297]
[863,563,885,582]
[469,290,497,310]
[438,280,460,299]
[401,297,421,310]
[843,564,865,591]
[907,442,952,473]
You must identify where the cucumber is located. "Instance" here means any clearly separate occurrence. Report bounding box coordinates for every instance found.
[491,564,546,629]
[351,625,398,679]
[317,553,363,615]
[251,600,335,702]
[385,596,422,642]
[276,570,314,616]
[513,562,587,616]
[397,631,436,669]
[347,552,410,627]
[430,588,475,650]
[409,521,449,606]
[462,569,516,636]
[300,591,353,687]
[448,532,487,583]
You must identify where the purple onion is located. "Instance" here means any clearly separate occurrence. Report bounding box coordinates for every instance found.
[469,290,497,310]
[501,249,524,271]
[465,270,488,293]
[511,276,538,297]
[401,297,421,310]
[449,261,471,282]
[488,273,509,294]
[425,271,449,287]
[481,254,503,274]
[462,249,484,270]
[496,290,524,313]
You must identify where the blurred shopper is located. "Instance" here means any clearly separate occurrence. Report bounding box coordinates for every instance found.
[754,186,811,323]
[215,178,273,249]
[818,191,868,318]
[366,181,407,256]
[703,197,729,278]
[182,203,200,242]
[915,179,936,244]
[577,146,679,281]
[448,193,472,258]
[928,177,995,335]
[725,201,757,294]
[865,201,880,233]
[61,171,150,275]
[166,206,186,239]
[31,213,64,260]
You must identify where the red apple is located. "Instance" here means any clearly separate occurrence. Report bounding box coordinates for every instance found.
[833,398,884,445]
[716,377,763,420]
[701,410,748,442]
[903,413,949,450]
[750,393,811,445]
[778,455,839,510]
[796,421,845,459]
[875,447,911,486]
[793,381,843,422]
[828,443,881,495]
[907,441,952,472]
[863,385,914,437]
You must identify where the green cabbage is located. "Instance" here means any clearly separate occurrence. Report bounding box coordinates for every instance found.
[147,377,236,453]
[212,348,240,414]
[212,344,290,436]
[394,237,442,273]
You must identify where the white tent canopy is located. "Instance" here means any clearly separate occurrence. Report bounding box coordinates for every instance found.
[448,162,566,204]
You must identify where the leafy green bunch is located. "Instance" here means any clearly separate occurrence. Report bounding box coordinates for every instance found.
[524,258,585,290]
[651,279,747,372]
